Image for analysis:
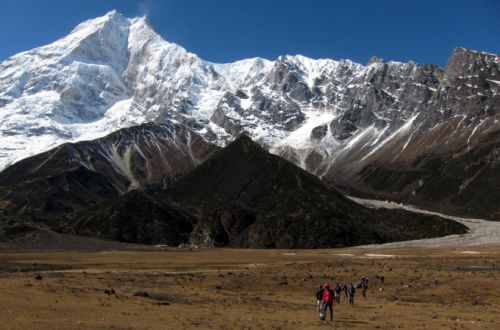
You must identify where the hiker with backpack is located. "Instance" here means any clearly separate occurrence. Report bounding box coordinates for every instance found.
[362,277,369,297]
[335,283,342,304]
[315,285,324,315]
[347,283,356,306]
[320,283,335,321]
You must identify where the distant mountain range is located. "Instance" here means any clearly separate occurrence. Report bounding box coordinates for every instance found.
[0,11,498,247]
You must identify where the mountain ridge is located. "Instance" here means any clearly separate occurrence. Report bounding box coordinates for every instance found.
[1,10,495,169]
[59,135,467,248]
[0,121,218,218]
[0,10,498,220]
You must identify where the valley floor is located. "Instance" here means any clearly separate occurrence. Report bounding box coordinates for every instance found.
[349,197,500,248]
[0,246,499,329]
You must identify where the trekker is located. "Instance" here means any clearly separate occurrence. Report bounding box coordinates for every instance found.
[343,283,348,299]
[347,283,356,306]
[362,277,369,297]
[315,285,324,315]
[335,283,342,304]
[320,284,335,321]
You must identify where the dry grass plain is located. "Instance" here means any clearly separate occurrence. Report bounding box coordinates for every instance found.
[0,246,499,329]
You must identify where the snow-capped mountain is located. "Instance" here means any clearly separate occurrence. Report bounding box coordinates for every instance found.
[0,11,499,219]
[0,10,272,169]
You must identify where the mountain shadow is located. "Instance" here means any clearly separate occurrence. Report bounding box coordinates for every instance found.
[160,135,467,248]
[55,190,194,245]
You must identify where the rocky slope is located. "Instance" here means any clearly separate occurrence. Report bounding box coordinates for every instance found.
[55,190,194,245]
[309,48,500,220]
[0,121,218,218]
[159,136,465,248]
[57,136,467,247]
[0,130,469,247]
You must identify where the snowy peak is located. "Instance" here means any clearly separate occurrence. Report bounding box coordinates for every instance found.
[68,10,129,40]
[213,57,273,89]
[63,10,130,71]
[17,10,131,71]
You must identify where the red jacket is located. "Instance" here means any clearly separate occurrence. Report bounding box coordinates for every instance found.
[322,287,335,304]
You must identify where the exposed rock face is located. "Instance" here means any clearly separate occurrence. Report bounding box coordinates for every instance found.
[210,93,245,136]
[0,122,218,218]
[273,49,500,220]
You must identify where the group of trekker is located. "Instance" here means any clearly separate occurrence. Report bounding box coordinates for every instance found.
[315,277,370,321]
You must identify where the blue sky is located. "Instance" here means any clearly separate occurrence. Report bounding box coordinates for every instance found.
[0,0,498,66]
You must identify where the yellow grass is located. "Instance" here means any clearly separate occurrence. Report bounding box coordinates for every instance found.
[0,246,499,329]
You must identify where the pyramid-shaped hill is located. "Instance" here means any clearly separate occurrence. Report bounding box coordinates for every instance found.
[164,135,467,248]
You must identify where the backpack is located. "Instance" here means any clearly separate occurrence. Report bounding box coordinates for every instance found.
[316,288,323,300]
[324,289,335,303]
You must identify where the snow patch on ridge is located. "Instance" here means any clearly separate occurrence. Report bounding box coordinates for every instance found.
[360,114,419,161]
[278,111,336,149]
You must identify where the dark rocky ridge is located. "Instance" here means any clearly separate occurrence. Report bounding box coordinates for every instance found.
[0,130,467,248]
[0,122,219,218]
[156,136,466,248]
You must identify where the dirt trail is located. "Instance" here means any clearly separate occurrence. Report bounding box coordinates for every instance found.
[349,196,500,248]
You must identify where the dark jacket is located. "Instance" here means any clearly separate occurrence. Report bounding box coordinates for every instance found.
[316,287,324,300]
